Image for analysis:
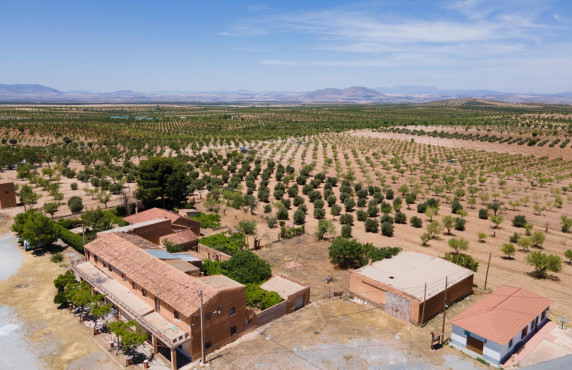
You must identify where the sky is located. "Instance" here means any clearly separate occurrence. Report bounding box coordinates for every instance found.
[2,0,572,93]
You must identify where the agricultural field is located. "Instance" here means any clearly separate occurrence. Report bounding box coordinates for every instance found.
[2,101,572,322]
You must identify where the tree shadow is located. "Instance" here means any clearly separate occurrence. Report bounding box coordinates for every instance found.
[32,243,67,257]
[500,256,514,260]
[526,271,560,281]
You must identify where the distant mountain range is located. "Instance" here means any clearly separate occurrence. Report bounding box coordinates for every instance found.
[1,83,571,104]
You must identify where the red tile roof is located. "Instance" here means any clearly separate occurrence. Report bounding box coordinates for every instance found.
[85,232,241,317]
[450,285,552,344]
[159,229,199,246]
[124,208,181,225]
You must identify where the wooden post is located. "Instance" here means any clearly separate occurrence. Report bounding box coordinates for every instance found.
[484,252,492,290]
[200,290,205,365]
[441,276,448,344]
[421,282,427,325]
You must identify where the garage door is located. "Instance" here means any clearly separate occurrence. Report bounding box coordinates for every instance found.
[294,295,304,310]
[466,336,484,355]
[385,292,410,322]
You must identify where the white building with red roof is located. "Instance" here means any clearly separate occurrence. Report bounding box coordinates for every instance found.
[450,285,552,366]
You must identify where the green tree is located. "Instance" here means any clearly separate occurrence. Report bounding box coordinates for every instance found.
[517,236,532,251]
[561,216,572,233]
[564,249,572,263]
[21,211,57,246]
[293,209,305,224]
[501,243,516,259]
[136,157,190,206]
[315,219,336,240]
[448,238,469,254]
[478,232,487,242]
[19,185,40,211]
[427,221,443,239]
[530,231,546,248]
[43,202,60,219]
[490,215,503,229]
[420,232,431,246]
[237,220,257,235]
[526,251,562,278]
[68,196,84,214]
[442,215,454,235]
[225,250,272,284]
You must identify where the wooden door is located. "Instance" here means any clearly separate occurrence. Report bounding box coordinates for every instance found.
[466,335,484,355]
[385,292,410,322]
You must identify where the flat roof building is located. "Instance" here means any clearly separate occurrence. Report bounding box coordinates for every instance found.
[350,251,474,325]
[0,180,17,209]
[450,285,552,366]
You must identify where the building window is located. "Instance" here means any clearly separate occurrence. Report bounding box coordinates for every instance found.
[142,289,147,298]
[522,326,528,338]
[155,298,161,312]
[205,341,212,349]
[174,310,180,321]
[229,306,236,316]
[132,282,136,290]
[509,339,513,348]
[230,325,237,335]
[108,264,112,272]
[103,261,107,268]
[122,274,126,282]
[542,309,547,320]
[94,255,98,263]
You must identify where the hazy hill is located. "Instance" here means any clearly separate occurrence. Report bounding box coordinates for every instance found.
[0,84,62,95]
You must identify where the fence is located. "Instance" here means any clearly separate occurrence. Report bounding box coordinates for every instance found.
[254,300,288,326]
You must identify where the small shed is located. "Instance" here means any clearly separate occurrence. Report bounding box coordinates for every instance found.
[350,251,474,325]
[0,180,17,209]
[261,275,310,313]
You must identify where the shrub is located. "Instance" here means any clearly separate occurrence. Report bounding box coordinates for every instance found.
[50,252,64,263]
[328,237,400,268]
[313,207,326,219]
[410,216,422,228]
[277,208,289,220]
[70,182,79,191]
[341,224,352,238]
[501,243,516,258]
[512,215,527,228]
[190,213,221,229]
[68,196,84,214]
[417,202,427,214]
[237,220,257,235]
[293,209,306,225]
[385,189,394,200]
[225,250,272,284]
[478,232,487,242]
[454,217,466,231]
[381,222,394,237]
[443,253,479,272]
[478,208,488,219]
[357,210,368,222]
[526,251,562,278]
[448,238,469,254]
[263,204,272,213]
[199,232,247,255]
[340,213,354,225]
[380,214,394,224]
[394,212,407,224]
[509,232,520,243]
[266,217,277,228]
[451,198,463,214]
[364,218,379,233]
[331,204,342,216]
[163,240,183,253]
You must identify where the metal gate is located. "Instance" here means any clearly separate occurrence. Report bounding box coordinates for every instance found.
[385,292,410,322]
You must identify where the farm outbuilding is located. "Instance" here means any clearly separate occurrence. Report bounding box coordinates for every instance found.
[350,251,474,325]
[0,180,17,209]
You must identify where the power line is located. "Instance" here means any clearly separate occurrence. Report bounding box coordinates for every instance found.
[253,327,323,370]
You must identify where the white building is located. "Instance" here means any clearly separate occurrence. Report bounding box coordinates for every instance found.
[450,285,551,366]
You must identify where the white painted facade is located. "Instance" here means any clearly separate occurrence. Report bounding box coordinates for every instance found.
[451,308,549,366]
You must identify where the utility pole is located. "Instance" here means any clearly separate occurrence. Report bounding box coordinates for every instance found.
[421,282,427,325]
[484,252,492,290]
[200,290,206,365]
[441,276,448,344]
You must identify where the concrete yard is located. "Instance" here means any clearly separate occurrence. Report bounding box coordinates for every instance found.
[207,299,485,370]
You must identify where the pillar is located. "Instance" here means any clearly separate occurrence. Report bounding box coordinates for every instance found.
[152,335,158,354]
[171,348,178,370]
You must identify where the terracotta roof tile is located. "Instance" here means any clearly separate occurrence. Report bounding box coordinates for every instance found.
[450,285,552,344]
[86,232,241,317]
[159,230,199,246]
[124,208,181,225]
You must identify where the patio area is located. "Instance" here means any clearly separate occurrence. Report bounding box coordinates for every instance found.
[505,321,572,368]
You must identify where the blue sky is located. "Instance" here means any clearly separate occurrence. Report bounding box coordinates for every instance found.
[2,0,572,93]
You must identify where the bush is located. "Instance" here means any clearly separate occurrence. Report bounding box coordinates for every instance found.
[512,215,527,228]
[190,213,221,229]
[478,208,488,219]
[410,216,422,228]
[394,212,407,224]
[163,240,183,253]
[293,209,306,225]
[370,246,401,262]
[264,204,272,213]
[364,218,379,233]
[70,182,79,191]
[54,224,84,254]
[526,251,562,278]
[277,208,289,220]
[381,222,394,237]
[266,217,277,228]
[245,284,284,310]
[385,189,394,200]
[357,210,368,222]
[454,217,466,231]
[205,250,272,285]
[328,237,400,268]
[417,202,427,214]
[340,213,354,225]
[380,214,394,224]
[237,220,257,235]
[68,196,84,214]
[443,253,479,272]
[509,232,520,243]
[50,252,64,263]
[199,232,247,255]
[341,224,352,238]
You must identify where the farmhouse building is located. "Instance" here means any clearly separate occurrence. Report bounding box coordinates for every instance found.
[0,180,17,209]
[260,275,310,313]
[450,285,552,366]
[72,232,247,369]
[119,207,201,250]
[350,251,474,325]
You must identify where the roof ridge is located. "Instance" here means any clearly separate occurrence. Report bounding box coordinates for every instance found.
[486,287,520,312]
